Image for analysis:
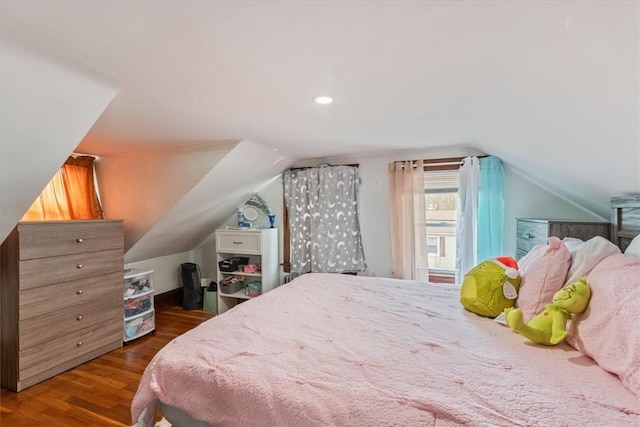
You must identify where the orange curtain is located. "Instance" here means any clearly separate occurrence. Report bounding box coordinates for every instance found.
[22,155,105,221]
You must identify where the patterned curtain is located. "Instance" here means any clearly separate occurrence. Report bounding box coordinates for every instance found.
[283,165,367,274]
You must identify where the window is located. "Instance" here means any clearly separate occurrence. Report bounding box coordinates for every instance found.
[424,163,460,277]
[426,236,439,256]
[21,155,104,221]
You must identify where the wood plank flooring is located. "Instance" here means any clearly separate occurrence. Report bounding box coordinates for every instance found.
[0,307,214,426]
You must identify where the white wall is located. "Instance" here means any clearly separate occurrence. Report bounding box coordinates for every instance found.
[126,251,195,295]
[503,165,606,255]
[193,174,288,287]
[96,141,236,260]
[146,148,612,294]
[244,147,608,280]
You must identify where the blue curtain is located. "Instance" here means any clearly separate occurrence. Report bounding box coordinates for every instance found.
[477,156,504,261]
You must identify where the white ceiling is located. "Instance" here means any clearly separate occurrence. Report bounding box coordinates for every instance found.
[1,1,638,217]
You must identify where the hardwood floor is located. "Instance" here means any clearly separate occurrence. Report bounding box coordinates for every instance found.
[0,307,214,426]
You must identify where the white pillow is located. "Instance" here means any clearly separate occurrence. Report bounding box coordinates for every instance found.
[625,234,640,257]
[564,236,620,285]
[562,237,584,252]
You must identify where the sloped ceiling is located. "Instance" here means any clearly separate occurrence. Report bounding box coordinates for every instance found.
[1,1,638,252]
[0,41,118,242]
[112,140,290,263]
[95,140,240,260]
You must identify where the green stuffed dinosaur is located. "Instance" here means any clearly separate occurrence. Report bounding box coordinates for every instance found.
[504,278,591,346]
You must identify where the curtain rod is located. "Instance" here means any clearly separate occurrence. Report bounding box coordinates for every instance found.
[71,152,98,159]
[392,155,489,170]
[396,155,488,167]
[286,163,359,172]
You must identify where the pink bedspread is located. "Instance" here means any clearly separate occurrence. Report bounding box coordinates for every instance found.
[132,273,640,426]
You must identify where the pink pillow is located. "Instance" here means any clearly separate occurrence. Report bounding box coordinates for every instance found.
[516,237,571,322]
[566,254,640,397]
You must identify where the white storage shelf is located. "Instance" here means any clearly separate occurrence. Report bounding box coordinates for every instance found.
[123,269,155,342]
[218,287,253,301]
[216,228,278,314]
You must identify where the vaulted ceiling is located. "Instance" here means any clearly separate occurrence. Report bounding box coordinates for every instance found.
[1,1,638,256]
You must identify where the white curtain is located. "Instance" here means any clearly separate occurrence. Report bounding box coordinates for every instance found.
[388,160,429,281]
[455,156,479,284]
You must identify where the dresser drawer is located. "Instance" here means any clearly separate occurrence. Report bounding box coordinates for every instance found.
[19,249,123,290]
[516,220,549,253]
[19,271,122,320]
[18,320,122,381]
[516,248,529,261]
[17,221,123,260]
[216,231,262,254]
[19,297,122,350]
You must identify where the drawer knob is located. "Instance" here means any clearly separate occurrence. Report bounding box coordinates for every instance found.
[233,241,242,245]
[76,289,83,295]
[76,238,84,243]
[77,315,83,321]
[76,341,83,347]
[77,264,83,269]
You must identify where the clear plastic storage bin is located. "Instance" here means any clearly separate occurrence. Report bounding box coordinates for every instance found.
[124,268,153,298]
[124,289,154,318]
[124,309,155,342]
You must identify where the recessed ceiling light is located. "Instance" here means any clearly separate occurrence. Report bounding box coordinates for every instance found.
[313,95,334,105]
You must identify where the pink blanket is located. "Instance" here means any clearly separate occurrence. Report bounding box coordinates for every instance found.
[132,273,640,426]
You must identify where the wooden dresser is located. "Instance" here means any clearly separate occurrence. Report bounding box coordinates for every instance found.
[516,218,611,260]
[1,220,124,391]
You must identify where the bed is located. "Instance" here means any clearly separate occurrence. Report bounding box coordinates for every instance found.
[132,195,640,426]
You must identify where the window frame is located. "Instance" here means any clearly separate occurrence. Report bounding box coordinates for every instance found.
[423,157,464,284]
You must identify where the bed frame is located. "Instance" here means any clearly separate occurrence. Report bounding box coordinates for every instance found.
[611,193,640,251]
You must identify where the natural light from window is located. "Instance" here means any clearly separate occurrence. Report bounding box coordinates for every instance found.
[424,170,459,274]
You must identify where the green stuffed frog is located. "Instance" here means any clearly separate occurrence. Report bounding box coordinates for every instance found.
[504,278,591,346]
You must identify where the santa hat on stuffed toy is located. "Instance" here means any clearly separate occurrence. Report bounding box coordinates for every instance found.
[492,256,520,279]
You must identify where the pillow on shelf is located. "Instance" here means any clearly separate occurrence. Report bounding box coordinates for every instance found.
[625,235,640,257]
[516,236,571,322]
[564,236,621,285]
[566,253,640,397]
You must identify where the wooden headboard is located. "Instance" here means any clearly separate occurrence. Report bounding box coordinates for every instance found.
[611,193,640,251]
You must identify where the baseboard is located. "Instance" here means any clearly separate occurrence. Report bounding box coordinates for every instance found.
[154,288,183,312]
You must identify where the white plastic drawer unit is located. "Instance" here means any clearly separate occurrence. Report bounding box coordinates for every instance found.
[123,309,155,343]
[124,269,153,298]
[216,230,262,255]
